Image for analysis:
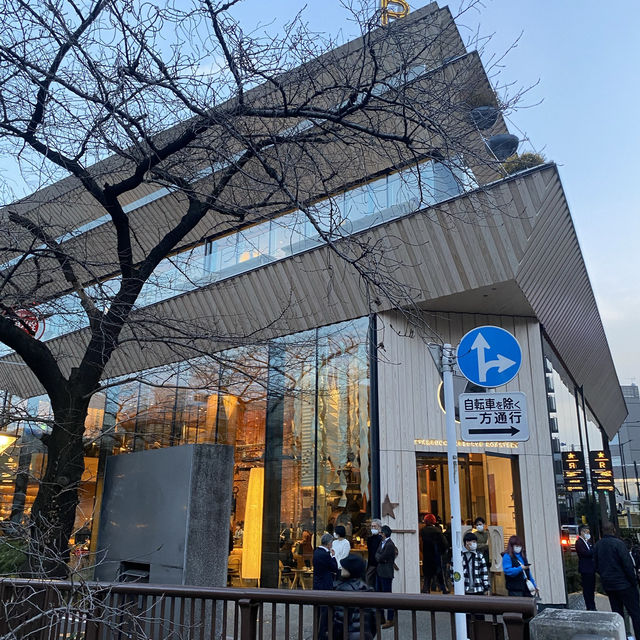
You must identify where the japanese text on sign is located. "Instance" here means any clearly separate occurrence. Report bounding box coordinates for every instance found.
[459,392,529,442]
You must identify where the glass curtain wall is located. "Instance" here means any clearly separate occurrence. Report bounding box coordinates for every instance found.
[544,337,607,530]
[543,336,613,602]
[0,390,102,552]
[0,317,371,587]
[0,158,473,357]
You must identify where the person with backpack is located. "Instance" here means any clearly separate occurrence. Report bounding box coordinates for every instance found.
[502,535,538,598]
[332,554,377,640]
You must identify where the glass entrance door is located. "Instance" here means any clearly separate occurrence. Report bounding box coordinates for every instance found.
[416,452,521,538]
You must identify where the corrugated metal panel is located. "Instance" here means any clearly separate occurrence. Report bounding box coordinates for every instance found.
[513,169,626,437]
[0,165,625,438]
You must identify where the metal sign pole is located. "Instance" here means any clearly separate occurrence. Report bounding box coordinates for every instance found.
[442,344,467,640]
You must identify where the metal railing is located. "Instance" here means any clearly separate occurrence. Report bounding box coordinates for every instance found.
[0,578,536,640]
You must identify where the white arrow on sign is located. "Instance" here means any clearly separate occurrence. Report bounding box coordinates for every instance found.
[471,332,517,383]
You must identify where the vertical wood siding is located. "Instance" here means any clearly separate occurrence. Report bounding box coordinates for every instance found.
[377,310,566,604]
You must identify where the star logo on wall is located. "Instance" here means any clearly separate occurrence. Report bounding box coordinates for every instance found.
[381,494,399,519]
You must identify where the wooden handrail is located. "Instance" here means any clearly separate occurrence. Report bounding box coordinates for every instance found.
[0,577,537,640]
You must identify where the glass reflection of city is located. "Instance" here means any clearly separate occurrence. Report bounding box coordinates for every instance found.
[1,317,371,587]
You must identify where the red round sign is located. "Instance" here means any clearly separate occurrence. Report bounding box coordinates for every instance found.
[13,309,45,339]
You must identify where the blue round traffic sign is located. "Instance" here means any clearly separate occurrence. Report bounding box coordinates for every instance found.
[456,326,522,388]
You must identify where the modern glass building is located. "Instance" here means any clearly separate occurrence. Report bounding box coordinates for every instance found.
[0,2,626,604]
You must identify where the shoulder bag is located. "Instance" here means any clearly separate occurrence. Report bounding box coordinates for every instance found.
[519,561,537,595]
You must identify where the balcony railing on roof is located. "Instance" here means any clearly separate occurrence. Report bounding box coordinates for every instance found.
[0,159,474,356]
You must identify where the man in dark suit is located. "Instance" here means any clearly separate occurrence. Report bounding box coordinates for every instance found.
[313,532,339,639]
[375,525,397,629]
[366,518,383,588]
[575,524,596,610]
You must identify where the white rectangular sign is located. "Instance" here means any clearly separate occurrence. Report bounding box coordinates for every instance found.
[459,392,529,442]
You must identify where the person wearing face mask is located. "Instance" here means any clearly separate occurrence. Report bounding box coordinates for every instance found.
[457,532,490,596]
[366,519,383,588]
[332,525,351,569]
[472,517,490,568]
[375,526,397,629]
[502,535,538,597]
[575,524,596,611]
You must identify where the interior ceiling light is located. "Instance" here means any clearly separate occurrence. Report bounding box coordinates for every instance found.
[0,433,18,455]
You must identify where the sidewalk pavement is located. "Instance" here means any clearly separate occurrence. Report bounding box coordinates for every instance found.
[567,591,612,611]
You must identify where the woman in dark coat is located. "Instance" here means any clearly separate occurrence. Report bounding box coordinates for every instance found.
[375,525,397,628]
[420,513,449,593]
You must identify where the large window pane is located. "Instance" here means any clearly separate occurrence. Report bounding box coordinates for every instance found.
[316,320,371,541]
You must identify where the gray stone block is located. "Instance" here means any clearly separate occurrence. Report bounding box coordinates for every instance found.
[530,608,626,640]
[96,443,234,587]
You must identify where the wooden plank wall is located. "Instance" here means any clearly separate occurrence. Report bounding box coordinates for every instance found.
[376,309,566,604]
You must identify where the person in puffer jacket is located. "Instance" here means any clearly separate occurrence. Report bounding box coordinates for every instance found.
[594,521,640,640]
[332,554,377,640]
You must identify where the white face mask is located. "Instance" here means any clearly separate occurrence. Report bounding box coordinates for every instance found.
[584,533,591,541]
[333,533,338,539]
[468,542,478,551]
[513,545,523,554]
[475,524,484,532]
[371,529,379,535]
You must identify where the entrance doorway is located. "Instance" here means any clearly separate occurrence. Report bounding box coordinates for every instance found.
[416,452,523,542]
[416,452,523,594]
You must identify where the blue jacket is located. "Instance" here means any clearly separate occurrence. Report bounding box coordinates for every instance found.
[502,551,536,593]
[313,546,338,590]
[575,536,595,574]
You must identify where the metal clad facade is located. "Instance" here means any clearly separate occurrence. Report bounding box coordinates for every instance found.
[0,166,625,438]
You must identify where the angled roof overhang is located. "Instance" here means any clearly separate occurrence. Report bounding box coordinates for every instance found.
[0,164,625,437]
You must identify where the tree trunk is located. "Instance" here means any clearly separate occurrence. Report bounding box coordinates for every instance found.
[23,393,90,578]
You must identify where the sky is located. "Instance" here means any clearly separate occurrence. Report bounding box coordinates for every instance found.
[4,1,639,385]
[452,0,640,387]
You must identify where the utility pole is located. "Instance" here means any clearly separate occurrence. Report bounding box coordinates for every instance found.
[441,344,466,640]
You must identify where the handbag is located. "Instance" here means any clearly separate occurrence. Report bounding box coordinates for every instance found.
[518,559,537,596]
[524,577,537,595]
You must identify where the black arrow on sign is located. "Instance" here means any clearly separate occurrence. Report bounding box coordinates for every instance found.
[468,426,520,437]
